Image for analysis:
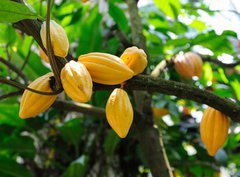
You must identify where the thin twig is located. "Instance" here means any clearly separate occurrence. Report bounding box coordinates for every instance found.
[15,38,34,80]
[0,57,28,83]
[5,43,12,76]
[20,38,34,71]
[0,90,22,100]
[0,76,61,95]
[111,25,133,48]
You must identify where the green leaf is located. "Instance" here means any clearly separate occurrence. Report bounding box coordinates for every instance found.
[230,79,240,101]
[0,135,36,159]
[109,2,129,33]
[76,6,103,55]
[0,104,25,127]
[218,68,229,84]
[200,62,213,87]
[103,130,120,156]
[0,156,33,177]
[0,24,17,44]
[58,118,84,146]
[0,0,38,23]
[190,19,206,31]
[153,0,181,18]
[61,155,89,177]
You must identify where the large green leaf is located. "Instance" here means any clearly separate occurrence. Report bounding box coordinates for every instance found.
[61,155,89,177]
[0,0,38,23]
[103,130,120,156]
[191,31,234,54]
[0,156,33,177]
[0,104,25,127]
[76,6,103,55]
[0,135,36,159]
[109,2,129,33]
[58,118,84,146]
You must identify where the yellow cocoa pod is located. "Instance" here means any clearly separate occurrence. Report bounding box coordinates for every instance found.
[174,52,202,79]
[120,46,147,75]
[200,107,229,156]
[106,88,133,138]
[81,0,89,2]
[40,20,69,57]
[78,52,134,85]
[39,47,49,63]
[19,72,58,119]
[61,61,93,102]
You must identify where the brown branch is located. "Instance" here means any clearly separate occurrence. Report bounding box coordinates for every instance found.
[0,57,28,83]
[94,75,240,121]
[110,25,133,48]
[1,73,239,122]
[202,56,240,68]
[0,90,22,100]
[53,100,105,117]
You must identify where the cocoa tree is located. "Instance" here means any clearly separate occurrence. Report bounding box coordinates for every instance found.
[0,0,239,177]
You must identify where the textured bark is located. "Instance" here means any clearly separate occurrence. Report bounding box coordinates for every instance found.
[93,75,240,122]
[125,1,173,177]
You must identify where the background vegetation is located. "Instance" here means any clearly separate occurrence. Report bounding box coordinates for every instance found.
[0,0,240,176]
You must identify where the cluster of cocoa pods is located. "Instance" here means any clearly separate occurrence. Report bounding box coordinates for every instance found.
[19,20,147,138]
[20,20,230,149]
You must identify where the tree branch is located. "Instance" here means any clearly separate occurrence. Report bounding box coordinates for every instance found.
[53,100,105,117]
[93,75,240,121]
[202,56,240,68]
[1,74,239,122]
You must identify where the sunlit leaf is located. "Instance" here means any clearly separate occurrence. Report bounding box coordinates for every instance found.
[0,0,38,23]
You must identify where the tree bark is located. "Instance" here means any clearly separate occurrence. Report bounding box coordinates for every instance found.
[125,0,173,177]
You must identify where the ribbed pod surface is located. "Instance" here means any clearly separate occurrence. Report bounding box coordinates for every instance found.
[40,20,69,57]
[174,52,202,79]
[19,72,58,118]
[78,52,134,85]
[61,61,93,102]
[106,88,133,138]
[120,46,147,75]
[200,107,229,156]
